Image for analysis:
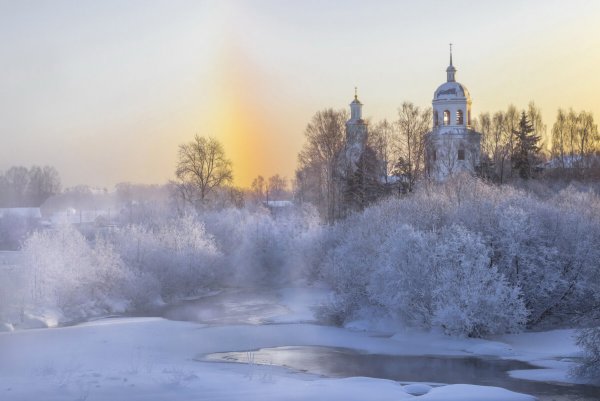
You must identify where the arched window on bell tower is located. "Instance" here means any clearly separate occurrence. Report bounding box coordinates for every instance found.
[433,110,439,127]
[443,110,450,126]
[456,110,464,125]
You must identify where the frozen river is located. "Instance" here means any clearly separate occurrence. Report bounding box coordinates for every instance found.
[162,289,599,401]
[205,346,599,401]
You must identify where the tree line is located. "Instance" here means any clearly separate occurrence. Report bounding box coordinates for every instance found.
[291,102,599,221]
[0,166,61,208]
[153,100,599,219]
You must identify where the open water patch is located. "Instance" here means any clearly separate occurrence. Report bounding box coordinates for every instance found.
[203,346,599,400]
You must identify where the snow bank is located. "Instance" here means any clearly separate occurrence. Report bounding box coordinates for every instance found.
[0,317,536,401]
[421,384,535,401]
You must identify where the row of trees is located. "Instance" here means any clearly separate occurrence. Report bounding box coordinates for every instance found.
[475,103,546,183]
[0,166,61,208]
[550,109,600,177]
[171,101,597,217]
[250,174,290,203]
[475,104,600,182]
[294,104,432,222]
[293,102,546,222]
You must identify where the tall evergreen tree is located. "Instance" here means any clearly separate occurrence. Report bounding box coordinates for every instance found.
[512,112,541,179]
[342,148,384,214]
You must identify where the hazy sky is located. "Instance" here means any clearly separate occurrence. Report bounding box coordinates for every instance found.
[1,0,600,188]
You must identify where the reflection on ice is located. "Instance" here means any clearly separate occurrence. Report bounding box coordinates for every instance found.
[205,346,600,401]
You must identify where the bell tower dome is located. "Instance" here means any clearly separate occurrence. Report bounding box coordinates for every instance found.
[432,44,472,129]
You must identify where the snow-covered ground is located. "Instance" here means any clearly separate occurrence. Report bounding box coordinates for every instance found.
[0,287,591,401]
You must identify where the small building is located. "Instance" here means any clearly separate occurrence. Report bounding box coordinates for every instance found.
[263,200,294,217]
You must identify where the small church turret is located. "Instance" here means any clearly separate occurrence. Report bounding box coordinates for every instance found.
[349,87,363,121]
[346,87,367,145]
[333,89,385,220]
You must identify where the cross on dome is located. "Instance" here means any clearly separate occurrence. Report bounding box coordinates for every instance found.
[446,43,457,82]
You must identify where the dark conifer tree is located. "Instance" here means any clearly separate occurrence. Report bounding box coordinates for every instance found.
[512,112,541,179]
[343,148,384,213]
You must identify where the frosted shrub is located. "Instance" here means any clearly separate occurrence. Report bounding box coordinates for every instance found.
[230,212,288,285]
[379,177,600,329]
[22,224,131,320]
[320,215,527,336]
[431,226,527,337]
[367,225,434,327]
[200,206,323,287]
[319,205,404,323]
[113,214,220,302]
[575,327,600,383]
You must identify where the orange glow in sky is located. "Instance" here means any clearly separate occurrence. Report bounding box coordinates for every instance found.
[207,45,284,187]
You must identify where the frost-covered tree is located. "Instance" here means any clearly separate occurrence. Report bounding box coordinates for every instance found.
[250,175,266,203]
[175,135,233,207]
[22,224,131,320]
[112,214,220,301]
[296,109,347,222]
[319,195,527,336]
[394,102,431,192]
[267,174,289,201]
[367,225,434,327]
[431,226,527,337]
[575,327,600,383]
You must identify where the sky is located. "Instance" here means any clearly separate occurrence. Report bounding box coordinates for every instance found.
[1,0,600,189]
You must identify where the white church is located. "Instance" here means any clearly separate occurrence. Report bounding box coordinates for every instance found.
[425,48,481,180]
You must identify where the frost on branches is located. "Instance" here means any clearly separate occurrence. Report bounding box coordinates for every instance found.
[319,175,600,337]
[2,175,600,340]
[575,327,600,383]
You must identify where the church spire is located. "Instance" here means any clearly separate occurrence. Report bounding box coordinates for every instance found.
[350,87,362,121]
[446,43,456,82]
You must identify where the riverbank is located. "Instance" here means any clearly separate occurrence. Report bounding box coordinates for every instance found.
[0,287,594,400]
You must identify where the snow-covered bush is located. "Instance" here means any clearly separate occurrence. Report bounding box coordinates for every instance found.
[319,211,526,336]
[200,205,323,287]
[386,177,600,328]
[575,327,600,383]
[366,224,434,327]
[22,224,132,321]
[319,176,600,335]
[111,214,220,302]
[431,226,527,337]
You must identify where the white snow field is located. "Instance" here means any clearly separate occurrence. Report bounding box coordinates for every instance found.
[0,287,587,401]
